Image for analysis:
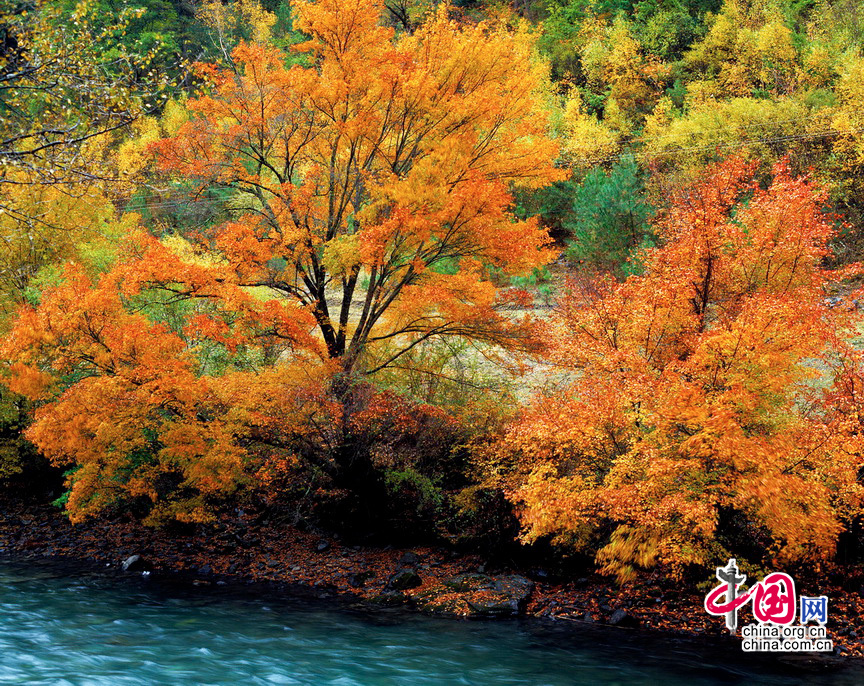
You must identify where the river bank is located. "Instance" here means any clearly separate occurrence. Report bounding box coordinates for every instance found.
[7,557,863,685]
[1,498,862,668]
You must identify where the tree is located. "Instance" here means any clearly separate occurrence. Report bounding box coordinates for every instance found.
[152,0,562,379]
[1,0,561,524]
[562,156,654,275]
[683,0,800,97]
[0,0,169,187]
[0,0,175,486]
[493,157,864,581]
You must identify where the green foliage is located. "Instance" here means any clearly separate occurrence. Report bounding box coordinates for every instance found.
[517,158,654,276]
[634,4,706,60]
[271,0,310,52]
[540,0,720,79]
[563,158,654,275]
[51,469,77,509]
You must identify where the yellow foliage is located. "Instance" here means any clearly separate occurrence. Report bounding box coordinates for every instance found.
[685,0,800,96]
[0,173,125,323]
[560,92,621,165]
[321,234,361,278]
[642,95,823,175]
[199,0,276,47]
[801,44,836,89]
[575,16,666,127]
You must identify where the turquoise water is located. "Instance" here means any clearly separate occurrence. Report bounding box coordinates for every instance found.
[0,559,860,685]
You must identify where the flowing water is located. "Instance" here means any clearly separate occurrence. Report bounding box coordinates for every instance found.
[0,558,861,685]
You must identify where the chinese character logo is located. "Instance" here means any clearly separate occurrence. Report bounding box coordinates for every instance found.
[800,596,828,625]
[704,559,833,653]
[751,572,797,625]
[705,560,797,631]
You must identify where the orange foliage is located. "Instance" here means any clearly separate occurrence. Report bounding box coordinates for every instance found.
[495,157,864,581]
[151,0,562,375]
[1,233,337,524]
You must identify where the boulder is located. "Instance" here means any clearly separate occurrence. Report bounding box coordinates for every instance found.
[413,589,472,615]
[348,571,376,588]
[368,590,408,607]
[412,573,534,617]
[387,569,422,590]
[608,609,640,628]
[495,575,534,603]
[121,555,147,572]
[443,573,496,592]
[399,551,420,567]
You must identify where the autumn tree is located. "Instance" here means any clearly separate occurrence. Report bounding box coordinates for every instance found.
[0,0,179,307]
[1,0,561,524]
[152,0,561,379]
[493,157,864,581]
[0,0,181,484]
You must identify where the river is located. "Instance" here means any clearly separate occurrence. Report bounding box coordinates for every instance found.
[0,559,861,685]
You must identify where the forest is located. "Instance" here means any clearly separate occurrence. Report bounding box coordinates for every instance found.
[3,0,864,598]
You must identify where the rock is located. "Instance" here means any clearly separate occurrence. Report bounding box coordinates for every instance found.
[399,551,420,567]
[412,587,472,616]
[198,564,212,576]
[495,575,534,604]
[121,555,147,572]
[368,591,407,607]
[443,573,496,593]
[414,574,534,618]
[316,540,331,552]
[608,609,639,628]
[348,571,376,588]
[467,576,534,617]
[216,532,242,552]
[387,569,422,590]
[466,595,521,616]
